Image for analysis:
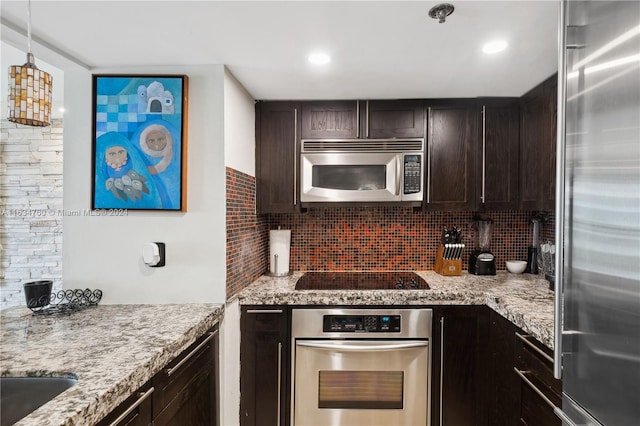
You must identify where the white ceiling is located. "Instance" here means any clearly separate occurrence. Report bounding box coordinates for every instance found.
[0,0,559,101]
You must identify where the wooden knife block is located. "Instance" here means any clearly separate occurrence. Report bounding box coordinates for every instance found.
[434,245,462,276]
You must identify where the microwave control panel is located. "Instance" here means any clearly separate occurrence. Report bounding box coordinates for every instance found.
[323,314,402,333]
[403,155,422,194]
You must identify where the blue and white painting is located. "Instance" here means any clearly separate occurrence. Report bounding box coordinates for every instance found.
[92,75,187,211]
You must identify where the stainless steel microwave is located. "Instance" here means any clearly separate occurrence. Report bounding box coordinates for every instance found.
[300,138,424,206]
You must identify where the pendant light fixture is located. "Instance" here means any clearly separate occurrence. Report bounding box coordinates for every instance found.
[7,0,52,127]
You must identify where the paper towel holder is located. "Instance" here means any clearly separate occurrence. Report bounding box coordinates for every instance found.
[266,254,293,277]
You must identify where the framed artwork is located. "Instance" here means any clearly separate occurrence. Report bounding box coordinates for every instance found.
[91,74,188,211]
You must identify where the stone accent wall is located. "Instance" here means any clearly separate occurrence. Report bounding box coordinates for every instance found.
[226,167,269,299]
[0,119,64,309]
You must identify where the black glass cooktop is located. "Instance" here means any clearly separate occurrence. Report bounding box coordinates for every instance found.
[295,271,430,290]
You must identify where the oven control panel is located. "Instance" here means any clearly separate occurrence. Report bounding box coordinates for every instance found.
[323,314,401,332]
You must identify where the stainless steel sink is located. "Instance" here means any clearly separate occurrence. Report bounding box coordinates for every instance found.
[1,376,77,425]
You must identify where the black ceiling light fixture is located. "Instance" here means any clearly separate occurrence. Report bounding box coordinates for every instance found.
[429,3,455,24]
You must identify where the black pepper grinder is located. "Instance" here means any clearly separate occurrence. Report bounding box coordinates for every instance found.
[525,218,541,274]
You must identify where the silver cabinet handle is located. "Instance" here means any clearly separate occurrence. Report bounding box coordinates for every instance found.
[296,341,428,351]
[439,316,444,426]
[427,107,432,204]
[246,309,284,314]
[276,341,282,426]
[165,330,217,377]
[365,100,370,138]
[515,332,554,363]
[108,387,154,426]
[396,155,402,196]
[554,407,579,426]
[481,105,486,204]
[356,100,360,138]
[554,0,568,381]
[513,368,557,410]
[293,107,298,206]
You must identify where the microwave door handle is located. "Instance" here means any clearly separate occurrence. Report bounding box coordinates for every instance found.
[396,155,401,196]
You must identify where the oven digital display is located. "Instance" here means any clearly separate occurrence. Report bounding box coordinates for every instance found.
[323,315,401,332]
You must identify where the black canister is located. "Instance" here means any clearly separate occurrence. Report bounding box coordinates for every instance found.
[23,280,53,308]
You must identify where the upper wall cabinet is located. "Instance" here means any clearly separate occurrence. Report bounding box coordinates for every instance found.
[425,100,477,211]
[366,100,425,138]
[301,101,359,139]
[299,100,425,139]
[520,74,557,211]
[477,98,520,211]
[256,101,300,214]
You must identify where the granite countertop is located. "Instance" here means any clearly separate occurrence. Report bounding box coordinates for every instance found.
[238,271,555,349]
[0,304,224,426]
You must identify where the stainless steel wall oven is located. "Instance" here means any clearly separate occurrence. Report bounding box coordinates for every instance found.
[291,308,432,426]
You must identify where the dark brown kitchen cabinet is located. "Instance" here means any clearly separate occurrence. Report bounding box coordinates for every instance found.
[515,328,561,426]
[240,307,289,426]
[96,381,153,426]
[365,99,425,138]
[153,327,219,426]
[97,326,219,426]
[432,306,489,426]
[520,74,557,211]
[488,309,561,426]
[300,101,358,139]
[256,101,300,214]
[488,309,521,425]
[477,98,520,210]
[425,100,478,211]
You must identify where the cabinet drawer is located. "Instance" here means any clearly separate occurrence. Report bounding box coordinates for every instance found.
[96,382,153,426]
[514,332,561,426]
[153,329,217,424]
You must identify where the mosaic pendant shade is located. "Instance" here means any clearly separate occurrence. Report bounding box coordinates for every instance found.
[8,53,52,127]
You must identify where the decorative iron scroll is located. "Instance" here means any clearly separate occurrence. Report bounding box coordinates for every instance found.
[28,289,103,315]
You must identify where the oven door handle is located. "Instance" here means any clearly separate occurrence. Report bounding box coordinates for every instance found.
[296,340,428,352]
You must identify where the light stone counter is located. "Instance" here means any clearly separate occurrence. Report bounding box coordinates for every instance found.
[238,271,555,349]
[0,304,223,426]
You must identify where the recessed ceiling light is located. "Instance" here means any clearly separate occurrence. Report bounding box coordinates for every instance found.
[482,40,508,54]
[308,52,331,65]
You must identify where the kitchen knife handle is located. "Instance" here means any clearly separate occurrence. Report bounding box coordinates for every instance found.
[554,0,568,380]
[481,105,486,204]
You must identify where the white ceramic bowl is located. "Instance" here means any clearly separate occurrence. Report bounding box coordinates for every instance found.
[506,260,527,274]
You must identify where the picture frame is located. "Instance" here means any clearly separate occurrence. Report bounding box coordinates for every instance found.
[91,74,188,211]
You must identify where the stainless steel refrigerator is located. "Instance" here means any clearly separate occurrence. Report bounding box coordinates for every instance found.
[554,1,640,425]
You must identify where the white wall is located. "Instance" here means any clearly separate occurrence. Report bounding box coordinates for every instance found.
[62,65,227,304]
[223,67,256,177]
[220,68,255,426]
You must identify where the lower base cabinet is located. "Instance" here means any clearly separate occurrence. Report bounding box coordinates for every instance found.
[97,326,219,426]
[240,306,289,426]
[489,310,561,426]
[432,306,489,426]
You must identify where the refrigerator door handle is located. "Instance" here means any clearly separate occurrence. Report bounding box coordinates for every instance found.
[554,0,568,380]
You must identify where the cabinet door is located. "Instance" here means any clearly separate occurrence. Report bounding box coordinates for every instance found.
[432,306,489,426]
[301,101,358,139]
[256,102,300,213]
[478,98,520,210]
[241,307,289,426]
[519,75,557,211]
[96,382,153,426]
[366,100,425,138]
[153,328,218,426]
[426,101,477,211]
[488,310,520,426]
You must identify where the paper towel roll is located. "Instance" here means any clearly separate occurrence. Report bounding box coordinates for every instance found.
[269,230,291,276]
